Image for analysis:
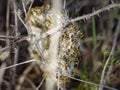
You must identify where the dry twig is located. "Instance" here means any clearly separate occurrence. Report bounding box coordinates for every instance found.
[70,3,120,22]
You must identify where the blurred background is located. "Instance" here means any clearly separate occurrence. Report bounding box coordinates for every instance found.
[0,0,120,90]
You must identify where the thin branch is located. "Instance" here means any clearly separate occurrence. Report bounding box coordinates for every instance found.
[65,75,118,90]
[22,0,27,18]
[0,59,36,70]
[34,41,46,64]
[12,1,19,89]
[99,16,120,90]
[0,46,11,55]
[6,0,10,45]
[17,13,32,35]
[26,0,34,17]
[63,0,66,9]
[70,3,120,22]
[36,77,46,90]
[37,22,68,42]
[25,77,36,89]
[0,37,26,55]
[12,46,19,90]
[17,63,35,90]
[0,35,16,39]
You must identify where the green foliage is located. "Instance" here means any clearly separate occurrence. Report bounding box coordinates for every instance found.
[103,49,110,57]
[110,58,120,65]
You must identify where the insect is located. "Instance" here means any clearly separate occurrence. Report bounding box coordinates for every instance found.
[26,4,82,90]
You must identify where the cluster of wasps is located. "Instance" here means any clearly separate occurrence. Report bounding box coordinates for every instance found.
[26,4,83,89]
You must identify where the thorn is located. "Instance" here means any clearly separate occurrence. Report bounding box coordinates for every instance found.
[85,15,90,21]
[85,17,88,21]
[97,13,100,17]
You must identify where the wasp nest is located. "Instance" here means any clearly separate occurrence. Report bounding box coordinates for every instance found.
[26,4,82,89]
